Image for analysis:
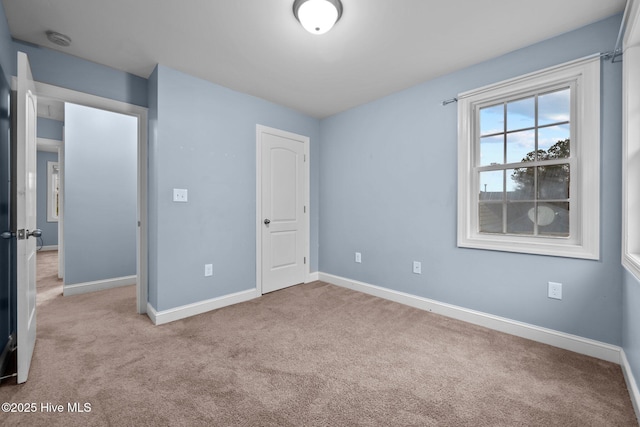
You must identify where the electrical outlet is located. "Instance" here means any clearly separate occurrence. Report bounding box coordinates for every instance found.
[173,188,188,202]
[204,264,213,277]
[355,252,362,263]
[413,261,422,274]
[548,282,562,300]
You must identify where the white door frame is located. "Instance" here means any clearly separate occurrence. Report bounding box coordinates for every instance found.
[256,124,310,294]
[33,81,148,314]
[58,140,64,279]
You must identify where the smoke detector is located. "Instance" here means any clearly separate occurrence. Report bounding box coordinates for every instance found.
[45,30,72,47]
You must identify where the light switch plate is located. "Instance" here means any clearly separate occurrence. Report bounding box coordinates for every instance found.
[413,261,422,274]
[173,188,188,202]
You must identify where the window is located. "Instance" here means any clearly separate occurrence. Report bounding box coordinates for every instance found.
[47,161,60,222]
[458,56,600,259]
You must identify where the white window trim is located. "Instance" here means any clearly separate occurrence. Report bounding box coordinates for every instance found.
[622,0,640,279]
[46,160,59,223]
[457,55,600,260]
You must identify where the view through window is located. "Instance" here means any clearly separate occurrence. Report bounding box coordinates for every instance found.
[478,87,572,237]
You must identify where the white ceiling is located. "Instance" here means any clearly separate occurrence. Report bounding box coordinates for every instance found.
[2,0,626,118]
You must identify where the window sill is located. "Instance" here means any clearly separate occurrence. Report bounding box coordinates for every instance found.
[458,234,599,260]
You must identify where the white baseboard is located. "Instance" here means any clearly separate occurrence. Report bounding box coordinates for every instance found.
[39,245,58,252]
[146,303,158,324]
[64,275,136,296]
[147,288,260,326]
[148,272,321,325]
[319,272,622,364]
[621,350,640,423]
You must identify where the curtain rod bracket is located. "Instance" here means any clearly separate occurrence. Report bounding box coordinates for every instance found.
[441,97,458,106]
[601,49,623,63]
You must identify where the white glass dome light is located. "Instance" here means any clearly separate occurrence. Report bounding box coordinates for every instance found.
[293,0,343,35]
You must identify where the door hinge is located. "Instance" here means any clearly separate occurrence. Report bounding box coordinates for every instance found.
[138,221,141,227]
[304,257,306,264]
[304,206,306,213]
[304,154,306,162]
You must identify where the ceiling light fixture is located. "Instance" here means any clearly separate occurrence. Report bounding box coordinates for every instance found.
[45,30,72,47]
[293,0,343,35]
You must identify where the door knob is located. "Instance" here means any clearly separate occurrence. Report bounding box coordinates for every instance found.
[264,219,271,225]
[27,229,42,238]
[1,231,14,239]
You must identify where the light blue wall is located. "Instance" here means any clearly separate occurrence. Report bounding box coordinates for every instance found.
[64,103,137,285]
[623,270,640,391]
[319,15,623,345]
[0,4,13,84]
[13,40,147,108]
[37,117,64,141]
[148,65,320,311]
[36,151,58,247]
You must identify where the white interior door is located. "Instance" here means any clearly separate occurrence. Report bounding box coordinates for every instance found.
[16,51,38,384]
[258,126,308,294]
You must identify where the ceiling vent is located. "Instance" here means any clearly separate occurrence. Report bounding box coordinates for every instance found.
[45,30,72,47]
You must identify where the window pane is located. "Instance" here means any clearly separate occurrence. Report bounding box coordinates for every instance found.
[538,126,569,160]
[479,170,503,200]
[480,104,504,136]
[537,202,570,237]
[506,202,534,235]
[539,88,570,126]
[506,129,535,164]
[507,96,535,131]
[538,164,569,200]
[480,135,504,166]
[507,167,534,200]
[479,203,503,233]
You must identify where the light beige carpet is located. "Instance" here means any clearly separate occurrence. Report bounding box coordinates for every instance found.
[0,251,636,426]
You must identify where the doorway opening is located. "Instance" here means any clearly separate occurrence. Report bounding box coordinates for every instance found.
[34,82,148,314]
